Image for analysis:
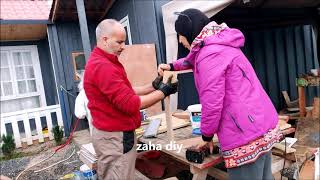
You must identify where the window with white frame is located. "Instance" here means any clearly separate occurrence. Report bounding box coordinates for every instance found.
[120,15,132,45]
[0,46,46,113]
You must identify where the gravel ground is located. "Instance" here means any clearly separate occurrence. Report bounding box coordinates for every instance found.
[1,143,83,180]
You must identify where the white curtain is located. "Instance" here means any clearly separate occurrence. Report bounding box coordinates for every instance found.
[0,51,40,113]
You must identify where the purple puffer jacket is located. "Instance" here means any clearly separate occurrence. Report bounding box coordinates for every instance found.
[173,28,278,151]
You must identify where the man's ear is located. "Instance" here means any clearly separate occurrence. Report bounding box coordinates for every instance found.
[103,36,108,43]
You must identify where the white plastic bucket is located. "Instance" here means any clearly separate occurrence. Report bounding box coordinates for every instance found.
[187,104,202,135]
[80,164,97,180]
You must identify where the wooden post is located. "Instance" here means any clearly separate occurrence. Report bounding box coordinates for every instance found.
[190,166,208,180]
[163,70,193,141]
[0,119,6,137]
[11,117,22,148]
[298,86,306,117]
[23,113,33,145]
[34,112,44,143]
[45,111,54,140]
[76,0,91,61]
[163,71,178,142]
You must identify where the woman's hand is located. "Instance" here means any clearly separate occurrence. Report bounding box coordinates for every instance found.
[158,64,171,76]
[196,140,214,154]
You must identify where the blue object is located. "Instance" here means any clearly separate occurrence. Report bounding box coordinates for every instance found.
[82,169,97,180]
[192,128,202,135]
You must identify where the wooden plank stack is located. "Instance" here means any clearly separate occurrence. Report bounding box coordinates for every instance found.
[79,143,97,169]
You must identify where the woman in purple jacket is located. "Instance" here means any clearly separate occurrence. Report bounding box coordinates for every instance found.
[159,9,280,180]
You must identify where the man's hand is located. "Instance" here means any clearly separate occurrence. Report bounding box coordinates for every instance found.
[158,64,172,76]
[152,76,163,90]
[196,140,214,154]
[158,75,178,97]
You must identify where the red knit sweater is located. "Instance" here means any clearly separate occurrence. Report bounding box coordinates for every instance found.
[84,47,141,131]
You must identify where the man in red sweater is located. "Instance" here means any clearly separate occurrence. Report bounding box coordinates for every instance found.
[84,19,177,180]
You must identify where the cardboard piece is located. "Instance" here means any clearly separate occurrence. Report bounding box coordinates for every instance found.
[119,44,162,116]
[299,160,315,180]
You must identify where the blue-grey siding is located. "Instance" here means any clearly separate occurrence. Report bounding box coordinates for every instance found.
[105,0,169,64]
[174,24,319,110]
[47,22,98,135]
[47,0,170,134]
[242,24,319,109]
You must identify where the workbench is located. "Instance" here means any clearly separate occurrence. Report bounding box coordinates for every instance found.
[138,125,228,180]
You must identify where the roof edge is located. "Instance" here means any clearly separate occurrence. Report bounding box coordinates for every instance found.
[0,20,52,25]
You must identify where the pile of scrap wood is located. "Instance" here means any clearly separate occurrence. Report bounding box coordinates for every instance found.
[272,115,320,179]
[278,115,295,135]
[79,143,97,169]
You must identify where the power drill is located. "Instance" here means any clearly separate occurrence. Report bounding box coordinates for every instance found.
[186,144,220,164]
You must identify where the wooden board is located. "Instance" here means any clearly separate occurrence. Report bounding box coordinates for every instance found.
[278,119,292,130]
[162,70,193,141]
[155,113,190,132]
[278,115,290,122]
[136,113,190,136]
[119,44,162,116]
[0,24,47,41]
[299,160,315,180]
[172,110,190,119]
[273,143,296,153]
[312,97,319,119]
[294,118,320,148]
[138,126,223,170]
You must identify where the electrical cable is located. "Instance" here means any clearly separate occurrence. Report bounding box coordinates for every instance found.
[16,117,81,180]
[16,85,80,179]
[34,149,76,173]
[60,85,76,98]
[54,117,80,152]
[15,152,56,180]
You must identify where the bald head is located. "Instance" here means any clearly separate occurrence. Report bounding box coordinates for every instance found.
[96,19,125,41]
[96,19,126,56]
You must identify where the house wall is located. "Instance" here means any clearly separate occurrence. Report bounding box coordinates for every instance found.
[47,22,98,135]
[242,24,319,109]
[105,0,170,64]
[176,24,319,110]
[0,39,58,106]
[46,0,171,135]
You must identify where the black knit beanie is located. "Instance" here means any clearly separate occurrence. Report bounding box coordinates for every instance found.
[175,9,210,45]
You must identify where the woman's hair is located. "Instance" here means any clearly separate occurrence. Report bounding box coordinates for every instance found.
[175,9,210,45]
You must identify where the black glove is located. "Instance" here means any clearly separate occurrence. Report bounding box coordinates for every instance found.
[169,63,175,71]
[152,76,163,90]
[202,135,214,142]
[158,76,178,97]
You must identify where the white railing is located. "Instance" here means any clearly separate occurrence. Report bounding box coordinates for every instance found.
[0,105,63,148]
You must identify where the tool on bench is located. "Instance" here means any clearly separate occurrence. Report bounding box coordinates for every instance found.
[143,118,162,138]
[186,143,220,163]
